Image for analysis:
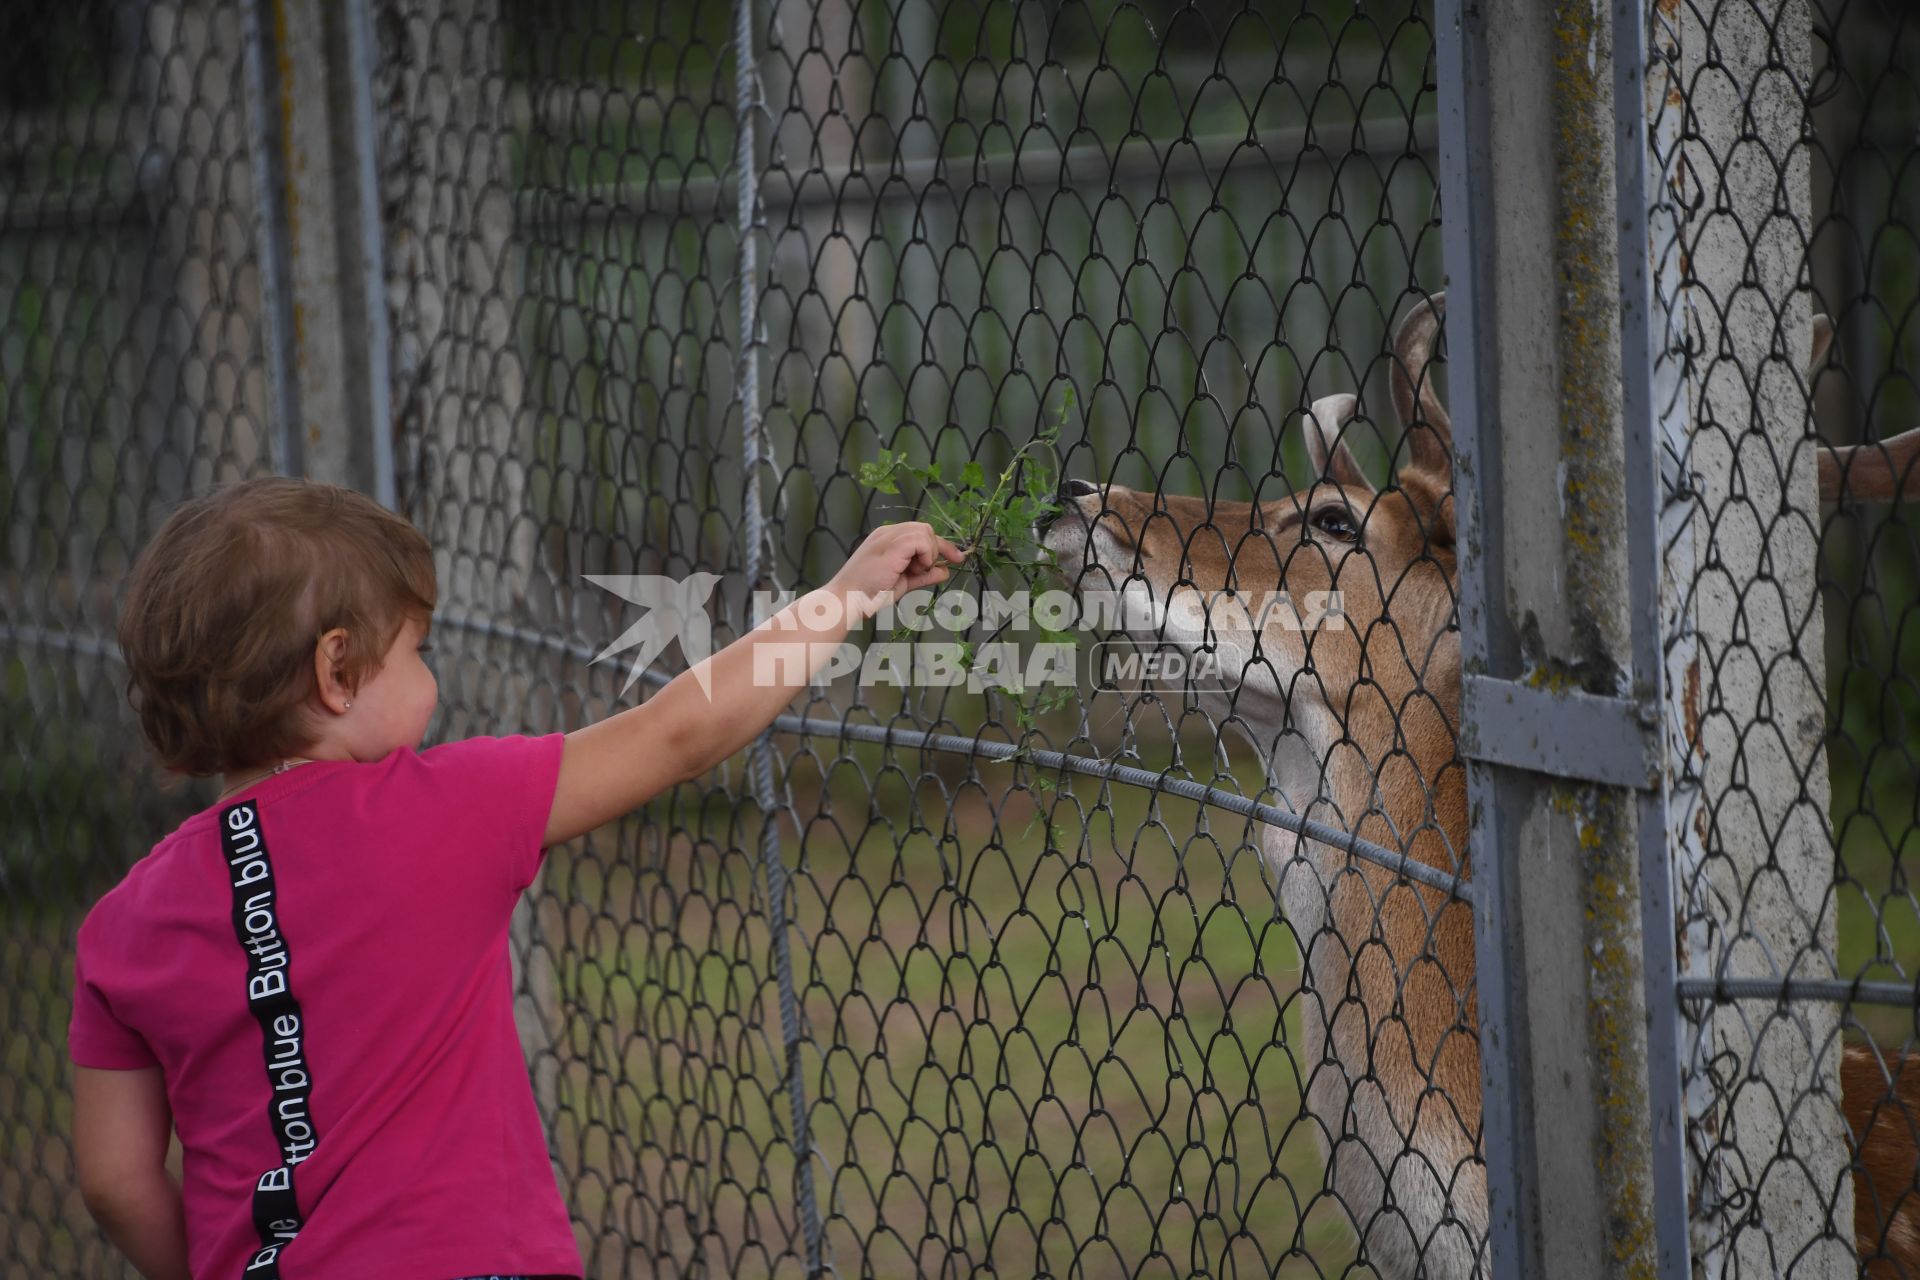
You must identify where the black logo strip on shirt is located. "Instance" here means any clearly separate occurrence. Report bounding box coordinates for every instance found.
[222,800,318,1277]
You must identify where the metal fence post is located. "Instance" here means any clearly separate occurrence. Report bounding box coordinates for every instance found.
[1438,1,1672,1274]
[243,0,395,505]
[735,0,827,1272]
[239,0,300,481]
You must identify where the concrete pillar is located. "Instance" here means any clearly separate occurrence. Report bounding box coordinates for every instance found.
[1673,1,1852,1271]
[382,0,533,619]
[253,0,394,504]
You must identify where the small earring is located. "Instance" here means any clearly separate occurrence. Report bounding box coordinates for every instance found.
[344,701,353,709]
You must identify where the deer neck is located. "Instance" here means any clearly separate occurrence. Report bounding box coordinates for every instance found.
[1234,641,1476,1069]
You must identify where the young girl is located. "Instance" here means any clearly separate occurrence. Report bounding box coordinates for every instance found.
[69,476,963,1279]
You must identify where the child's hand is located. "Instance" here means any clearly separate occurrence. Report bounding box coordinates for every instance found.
[829,522,968,623]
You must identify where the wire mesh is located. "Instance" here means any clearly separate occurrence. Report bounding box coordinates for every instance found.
[10,0,1920,1278]
[0,3,281,1274]
[1646,1,1920,1274]
[386,0,1459,1275]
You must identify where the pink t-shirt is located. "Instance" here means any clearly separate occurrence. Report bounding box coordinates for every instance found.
[69,733,583,1280]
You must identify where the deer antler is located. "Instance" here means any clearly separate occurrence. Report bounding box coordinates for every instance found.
[1814,315,1920,502]
[1820,434,1920,503]
[1390,292,1452,479]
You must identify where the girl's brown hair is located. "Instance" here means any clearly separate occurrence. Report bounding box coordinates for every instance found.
[117,477,437,776]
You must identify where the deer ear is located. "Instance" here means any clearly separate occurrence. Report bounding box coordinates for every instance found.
[1304,393,1374,493]
[1391,292,1453,482]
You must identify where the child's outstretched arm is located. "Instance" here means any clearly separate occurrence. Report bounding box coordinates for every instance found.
[72,1065,190,1280]
[542,521,965,847]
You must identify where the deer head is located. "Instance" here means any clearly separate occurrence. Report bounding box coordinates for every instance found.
[1039,293,1920,1277]
[1041,295,1917,847]
[1040,293,1462,825]
[1040,294,1481,1277]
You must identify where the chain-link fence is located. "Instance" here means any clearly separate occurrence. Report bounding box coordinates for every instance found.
[2,5,283,1271]
[1649,2,1920,1274]
[5,1,1920,1278]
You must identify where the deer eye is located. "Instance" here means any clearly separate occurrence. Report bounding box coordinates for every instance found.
[1310,507,1359,542]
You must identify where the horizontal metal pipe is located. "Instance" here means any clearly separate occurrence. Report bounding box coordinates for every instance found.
[0,188,145,234]
[3,610,1463,902]
[517,114,1440,229]
[427,609,1474,904]
[1675,975,1919,1010]
[764,707,1474,903]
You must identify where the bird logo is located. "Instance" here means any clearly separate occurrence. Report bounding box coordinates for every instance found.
[583,572,725,697]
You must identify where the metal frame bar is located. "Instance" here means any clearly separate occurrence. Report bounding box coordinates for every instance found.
[240,0,394,497]
[1461,675,1658,789]
[241,0,302,479]
[1442,0,1685,1272]
[344,0,396,510]
[1434,4,1532,1275]
[1613,1,1693,1274]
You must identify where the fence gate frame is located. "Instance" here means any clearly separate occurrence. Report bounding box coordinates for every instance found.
[1444,2,1879,1278]
[1439,1,1690,1276]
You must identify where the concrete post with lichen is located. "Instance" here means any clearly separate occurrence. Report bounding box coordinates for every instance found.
[1667,0,1852,1270]
[1444,0,1671,1273]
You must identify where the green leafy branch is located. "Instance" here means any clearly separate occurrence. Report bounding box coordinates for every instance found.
[855,389,1083,741]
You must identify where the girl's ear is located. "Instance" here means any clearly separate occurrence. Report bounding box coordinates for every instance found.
[313,627,354,715]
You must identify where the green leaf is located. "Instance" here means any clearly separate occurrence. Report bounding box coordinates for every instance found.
[960,460,986,490]
[857,450,899,493]
[1045,386,1074,444]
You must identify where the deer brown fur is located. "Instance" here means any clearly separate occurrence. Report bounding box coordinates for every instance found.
[1042,293,1920,1276]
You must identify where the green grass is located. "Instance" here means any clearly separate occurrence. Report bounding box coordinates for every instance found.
[8,682,1920,1277]
[537,730,1357,1277]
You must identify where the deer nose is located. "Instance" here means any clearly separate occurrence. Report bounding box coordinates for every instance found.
[1039,478,1099,536]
